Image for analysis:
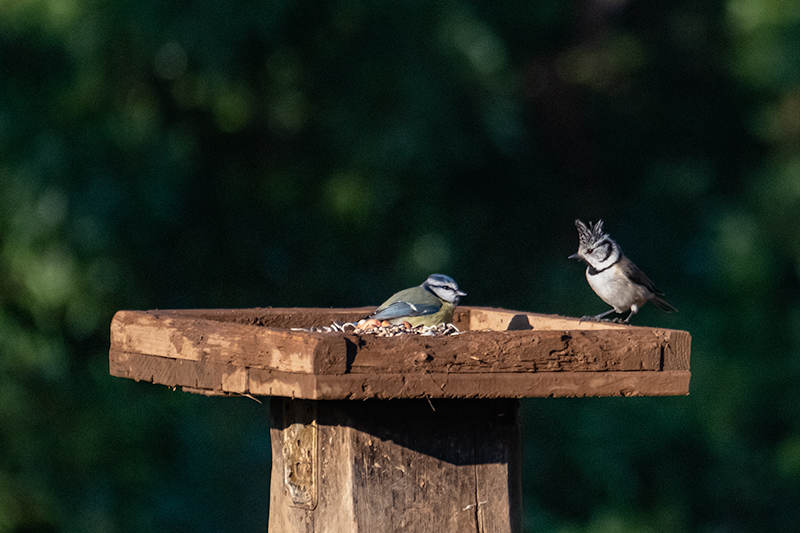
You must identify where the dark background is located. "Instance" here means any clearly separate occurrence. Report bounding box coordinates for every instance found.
[3,0,800,531]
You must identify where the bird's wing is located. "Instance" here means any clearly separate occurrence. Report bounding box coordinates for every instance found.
[369,301,440,321]
[620,259,662,295]
[620,259,677,312]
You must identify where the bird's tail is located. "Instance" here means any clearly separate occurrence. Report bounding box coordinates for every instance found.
[651,295,678,313]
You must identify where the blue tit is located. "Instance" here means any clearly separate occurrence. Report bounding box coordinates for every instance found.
[367,274,467,327]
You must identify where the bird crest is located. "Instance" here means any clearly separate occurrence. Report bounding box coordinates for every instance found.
[575,219,608,246]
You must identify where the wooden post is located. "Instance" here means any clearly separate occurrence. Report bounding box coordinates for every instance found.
[268,398,521,533]
[108,306,691,530]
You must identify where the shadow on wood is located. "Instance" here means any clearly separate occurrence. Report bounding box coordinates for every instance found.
[269,398,521,533]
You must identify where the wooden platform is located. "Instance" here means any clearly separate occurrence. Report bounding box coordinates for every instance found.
[109,306,691,399]
[109,306,691,532]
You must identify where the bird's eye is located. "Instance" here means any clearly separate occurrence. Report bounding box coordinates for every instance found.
[587,248,594,254]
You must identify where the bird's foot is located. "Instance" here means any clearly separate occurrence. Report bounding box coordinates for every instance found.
[580,315,614,323]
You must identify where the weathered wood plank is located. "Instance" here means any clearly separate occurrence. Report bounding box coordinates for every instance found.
[345,329,664,373]
[109,307,691,399]
[111,310,348,374]
[110,350,690,398]
[248,369,691,399]
[109,349,242,392]
[662,329,692,370]
[154,306,474,332]
[112,310,686,375]
[154,307,378,329]
[152,306,678,334]
[467,307,626,331]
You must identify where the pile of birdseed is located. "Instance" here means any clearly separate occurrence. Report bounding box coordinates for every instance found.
[291,322,461,337]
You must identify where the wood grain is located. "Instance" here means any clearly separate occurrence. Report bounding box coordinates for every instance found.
[111,310,348,374]
[467,307,627,331]
[248,369,691,399]
[269,398,521,533]
[111,351,689,399]
[345,329,665,373]
[109,307,691,399]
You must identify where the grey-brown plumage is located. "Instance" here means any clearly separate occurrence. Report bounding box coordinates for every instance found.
[569,219,677,323]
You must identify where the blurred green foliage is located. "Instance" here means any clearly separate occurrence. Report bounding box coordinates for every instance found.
[2,0,800,531]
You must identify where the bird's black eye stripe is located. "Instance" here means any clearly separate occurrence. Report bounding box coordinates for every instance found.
[596,240,613,261]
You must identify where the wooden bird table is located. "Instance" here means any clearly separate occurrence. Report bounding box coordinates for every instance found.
[109,306,691,532]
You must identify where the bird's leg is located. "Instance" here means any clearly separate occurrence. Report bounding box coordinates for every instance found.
[588,308,617,322]
[622,307,638,324]
[620,304,641,324]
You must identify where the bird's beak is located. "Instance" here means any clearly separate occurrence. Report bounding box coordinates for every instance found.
[456,290,467,297]
[568,253,580,260]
